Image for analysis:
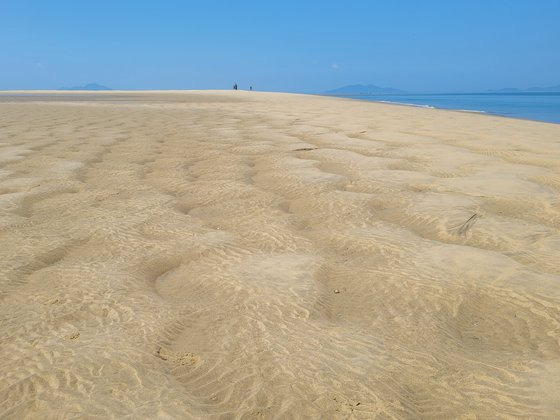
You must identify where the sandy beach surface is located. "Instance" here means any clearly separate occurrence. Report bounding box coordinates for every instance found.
[1,91,560,418]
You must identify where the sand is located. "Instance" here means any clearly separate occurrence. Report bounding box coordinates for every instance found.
[1,91,560,418]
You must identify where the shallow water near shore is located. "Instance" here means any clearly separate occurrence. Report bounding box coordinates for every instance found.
[337,92,560,123]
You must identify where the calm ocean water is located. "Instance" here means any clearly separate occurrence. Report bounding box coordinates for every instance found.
[340,92,560,124]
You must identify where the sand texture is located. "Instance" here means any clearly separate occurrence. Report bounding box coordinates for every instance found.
[1,91,560,418]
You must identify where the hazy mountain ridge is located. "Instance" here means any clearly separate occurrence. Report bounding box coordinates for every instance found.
[59,83,112,91]
[325,84,404,95]
[490,85,560,93]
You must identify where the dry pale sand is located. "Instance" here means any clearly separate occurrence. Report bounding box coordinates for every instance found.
[1,91,560,419]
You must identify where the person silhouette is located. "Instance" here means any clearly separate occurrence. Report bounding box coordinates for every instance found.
[233,83,238,90]
[250,86,252,91]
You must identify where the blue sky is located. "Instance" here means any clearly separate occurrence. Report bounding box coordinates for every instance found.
[1,0,559,92]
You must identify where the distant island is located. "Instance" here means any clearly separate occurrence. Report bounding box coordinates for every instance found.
[59,83,112,91]
[489,85,560,93]
[325,84,404,95]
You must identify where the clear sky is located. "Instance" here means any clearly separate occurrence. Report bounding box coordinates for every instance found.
[1,0,559,92]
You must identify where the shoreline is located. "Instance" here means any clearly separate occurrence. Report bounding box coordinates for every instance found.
[2,89,559,125]
[320,92,560,125]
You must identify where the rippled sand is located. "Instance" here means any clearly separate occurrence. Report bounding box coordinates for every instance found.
[1,91,560,418]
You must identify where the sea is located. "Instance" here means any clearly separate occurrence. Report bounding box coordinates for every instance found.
[338,92,560,124]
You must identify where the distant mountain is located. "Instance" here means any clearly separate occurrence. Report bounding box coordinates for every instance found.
[526,85,560,92]
[325,84,404,95]
[492,88,521,93]
[490,85,560,93]
[59,83,112,91]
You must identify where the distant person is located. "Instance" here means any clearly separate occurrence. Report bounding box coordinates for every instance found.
[250,86,252,91]
[233,83,238,90]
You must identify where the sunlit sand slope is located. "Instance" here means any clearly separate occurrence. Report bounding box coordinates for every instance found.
[1,91,560,418]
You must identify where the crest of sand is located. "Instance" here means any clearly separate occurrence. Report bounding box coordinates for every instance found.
[1,91,560,418]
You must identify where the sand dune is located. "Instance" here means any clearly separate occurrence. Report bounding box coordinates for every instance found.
[1,91,560,418]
